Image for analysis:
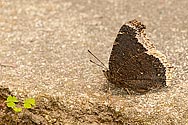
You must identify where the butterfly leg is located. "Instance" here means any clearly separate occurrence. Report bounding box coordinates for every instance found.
[105,80,112,104]
[125,88,131,95]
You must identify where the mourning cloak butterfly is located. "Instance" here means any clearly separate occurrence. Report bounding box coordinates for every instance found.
[89,19,172,94]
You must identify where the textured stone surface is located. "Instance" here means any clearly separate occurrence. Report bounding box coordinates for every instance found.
[0,0,187,124]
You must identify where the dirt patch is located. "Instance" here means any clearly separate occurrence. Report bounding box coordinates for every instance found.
[0,86,150,125]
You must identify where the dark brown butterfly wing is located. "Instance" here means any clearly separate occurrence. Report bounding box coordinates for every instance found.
[105,20,169,93]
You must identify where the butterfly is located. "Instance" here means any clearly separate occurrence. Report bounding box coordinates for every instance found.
[89,19,172,94]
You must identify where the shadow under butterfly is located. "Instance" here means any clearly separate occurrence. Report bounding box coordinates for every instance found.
[89,19,173,94]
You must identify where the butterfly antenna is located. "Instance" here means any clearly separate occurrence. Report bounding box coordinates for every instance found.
[89,59,105,69]
[88,50,108,70]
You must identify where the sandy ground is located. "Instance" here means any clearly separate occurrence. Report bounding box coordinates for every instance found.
[0,0,188,124]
